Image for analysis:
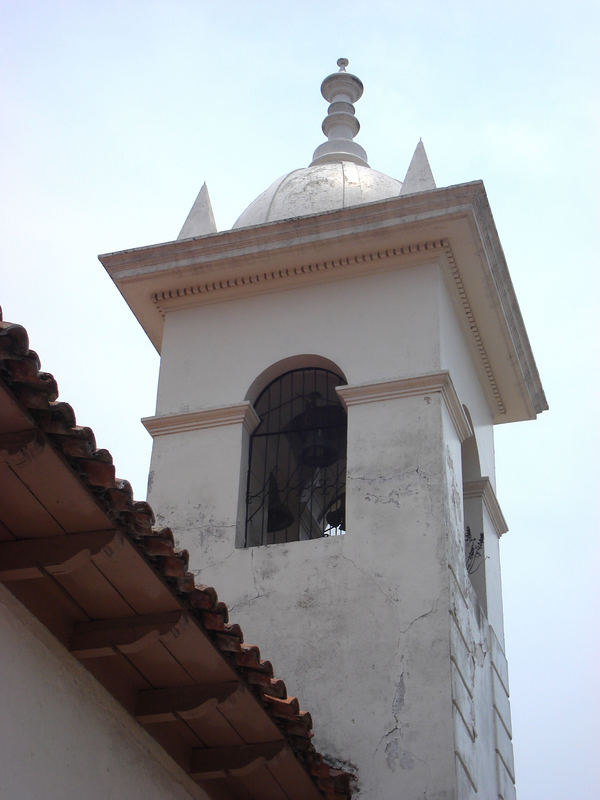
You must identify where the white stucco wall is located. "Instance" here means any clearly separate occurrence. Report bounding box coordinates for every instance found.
[146,256,515,798]
[155,391,458,799]
[0,584,209,800]
[155,262,441,415]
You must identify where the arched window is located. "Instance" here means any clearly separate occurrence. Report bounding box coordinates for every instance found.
[245,368,347,547]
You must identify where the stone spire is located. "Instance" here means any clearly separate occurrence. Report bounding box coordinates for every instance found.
[178,182,217,239]
[310,58,369,168]
[400,140,436,195]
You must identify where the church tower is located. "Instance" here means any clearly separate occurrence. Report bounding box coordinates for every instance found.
[101,60,547,799]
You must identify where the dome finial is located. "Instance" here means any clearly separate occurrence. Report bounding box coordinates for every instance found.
[310,59,369,168]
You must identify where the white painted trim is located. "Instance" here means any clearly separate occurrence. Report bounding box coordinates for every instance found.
[142,402,260,437]
[336,371,472,442]
[463,477,508,537]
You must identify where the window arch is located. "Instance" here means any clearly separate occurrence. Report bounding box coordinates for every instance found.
[245,367,347,547]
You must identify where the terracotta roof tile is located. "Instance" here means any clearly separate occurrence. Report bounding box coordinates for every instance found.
[0,311,354,799]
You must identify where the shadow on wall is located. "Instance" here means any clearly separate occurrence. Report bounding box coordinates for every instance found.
[462,405,486,611]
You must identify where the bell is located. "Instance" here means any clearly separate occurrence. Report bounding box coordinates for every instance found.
[267,472,294,532]
[286,399,346,468]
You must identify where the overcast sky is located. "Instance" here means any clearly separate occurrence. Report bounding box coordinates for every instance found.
[1,2,599,797]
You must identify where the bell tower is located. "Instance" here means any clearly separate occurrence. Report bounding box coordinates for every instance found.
[100,60,547,800]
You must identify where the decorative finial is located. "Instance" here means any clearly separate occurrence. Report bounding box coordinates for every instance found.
[178,182,217,239]
[399,140,437,195]
[310,59,369,167]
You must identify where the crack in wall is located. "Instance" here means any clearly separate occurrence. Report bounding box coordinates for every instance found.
[339,553,399,604]
[373,671,424,774]
[347,466,439,513]
[397,595,439,637]
[191,538,237,575]
[226,593,267,613]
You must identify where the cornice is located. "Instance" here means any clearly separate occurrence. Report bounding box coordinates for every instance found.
[151,238,447,312]
[99,182,486,278]
[142,402,260,437]
[100,182,546,423]
[469,191,547,418]
[146,235,505,419]
[441,245,505,416]
[463,477,508,537]
[336,371,472,442]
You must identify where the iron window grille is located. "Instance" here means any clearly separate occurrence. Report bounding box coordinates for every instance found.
[245,368,347,547]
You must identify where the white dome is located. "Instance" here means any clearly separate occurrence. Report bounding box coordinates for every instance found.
[233,161,403,229]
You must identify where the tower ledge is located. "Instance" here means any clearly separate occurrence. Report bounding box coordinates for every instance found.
[100,181,547,424]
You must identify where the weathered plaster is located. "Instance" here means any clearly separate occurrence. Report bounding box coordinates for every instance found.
[145,252,516,799]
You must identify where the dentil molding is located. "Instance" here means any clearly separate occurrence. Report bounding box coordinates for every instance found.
[151,238,447,310]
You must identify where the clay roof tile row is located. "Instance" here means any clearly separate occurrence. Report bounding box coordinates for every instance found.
[0,313,353,800]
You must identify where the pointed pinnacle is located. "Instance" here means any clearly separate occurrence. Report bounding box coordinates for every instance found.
[178,183,217,239]
[399,140,436,195]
